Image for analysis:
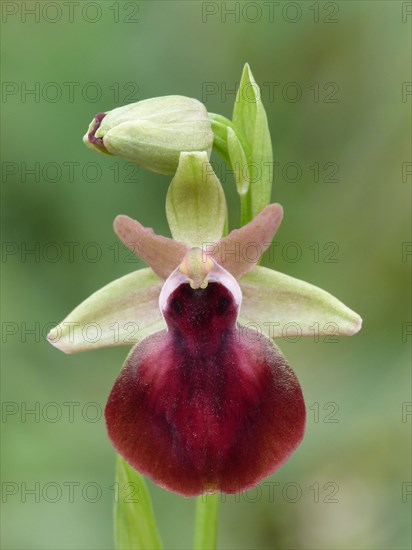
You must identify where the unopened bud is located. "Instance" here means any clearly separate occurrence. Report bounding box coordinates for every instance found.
[83,96,213,175]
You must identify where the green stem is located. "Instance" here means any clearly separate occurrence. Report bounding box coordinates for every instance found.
[208,112,235,130]
[240,191,252,226]
[193,493,219,550]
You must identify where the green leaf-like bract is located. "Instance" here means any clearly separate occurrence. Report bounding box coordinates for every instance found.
[232,63,273,219]
[115,455,162,550]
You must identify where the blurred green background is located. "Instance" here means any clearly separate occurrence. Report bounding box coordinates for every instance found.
[1,1,410,549]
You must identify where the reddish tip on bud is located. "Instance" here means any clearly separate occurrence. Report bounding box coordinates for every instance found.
[87,113,106,147]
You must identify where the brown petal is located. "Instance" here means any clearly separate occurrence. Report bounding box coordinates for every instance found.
[114,215,189,279]
[205,203,283,279]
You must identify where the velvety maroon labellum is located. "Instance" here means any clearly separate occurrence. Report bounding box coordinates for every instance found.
[105,281,305,496]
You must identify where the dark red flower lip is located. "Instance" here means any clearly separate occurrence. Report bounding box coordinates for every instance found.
[159,257,242,315]
[105,274,306,496]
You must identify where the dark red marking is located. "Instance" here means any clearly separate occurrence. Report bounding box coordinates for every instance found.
[87,112,106,147]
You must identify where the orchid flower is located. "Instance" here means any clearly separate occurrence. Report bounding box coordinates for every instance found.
[48,152,361,497]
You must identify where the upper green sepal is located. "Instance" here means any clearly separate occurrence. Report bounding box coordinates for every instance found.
[83,96,214,175]
[166,152,227,247]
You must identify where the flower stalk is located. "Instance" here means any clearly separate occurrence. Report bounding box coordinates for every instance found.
[194,494,219,550]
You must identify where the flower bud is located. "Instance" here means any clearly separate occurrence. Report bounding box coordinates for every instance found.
[83,96,214,175]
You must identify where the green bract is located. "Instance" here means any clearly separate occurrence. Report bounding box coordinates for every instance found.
[83,96,214,175]
[209,64,273,224]
[232,63,273,218]
[114,455,162,550]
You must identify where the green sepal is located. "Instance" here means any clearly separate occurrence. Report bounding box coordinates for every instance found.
[239,266,362,338]
[166,151,227,247]
[47,269,165,354]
